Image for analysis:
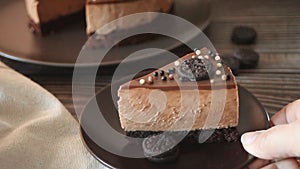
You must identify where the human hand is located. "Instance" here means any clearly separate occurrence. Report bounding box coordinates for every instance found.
[241,99,300,168]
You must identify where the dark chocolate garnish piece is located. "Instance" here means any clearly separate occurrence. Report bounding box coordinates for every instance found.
[231,26,257,45]
[178,58,213,81]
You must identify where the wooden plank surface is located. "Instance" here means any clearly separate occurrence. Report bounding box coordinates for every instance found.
[207,0,300,114]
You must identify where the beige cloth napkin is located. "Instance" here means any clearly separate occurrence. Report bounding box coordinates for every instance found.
[0,62,105,169]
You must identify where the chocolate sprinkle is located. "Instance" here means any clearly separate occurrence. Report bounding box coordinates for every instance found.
[160,70,165,76]
[153,72,158,77]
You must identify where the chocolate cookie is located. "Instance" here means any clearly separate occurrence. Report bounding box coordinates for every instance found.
[142,134,180,163]
[231,26,257,45]
[234,48,259,69]
[178,58,214,81]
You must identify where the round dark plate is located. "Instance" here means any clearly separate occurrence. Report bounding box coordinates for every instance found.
[0,0,210,67]
[80,85,269,169]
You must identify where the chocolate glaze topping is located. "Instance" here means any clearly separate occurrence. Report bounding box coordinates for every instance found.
[120,48,237,91]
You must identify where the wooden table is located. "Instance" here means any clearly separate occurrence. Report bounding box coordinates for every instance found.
[207,0,300,115]
[1,0,300,168]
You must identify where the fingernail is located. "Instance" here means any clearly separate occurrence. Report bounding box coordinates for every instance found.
[269,121,275,127]
[241,132,258,145]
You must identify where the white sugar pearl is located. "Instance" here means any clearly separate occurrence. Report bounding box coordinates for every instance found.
[147,76,153,83]
[192,55,196,59]
[195,50,201,55]
[217,63,223,68]
[222,75,227,81]
[139,79,145,85]
[204,55,210,59]
[216,70,221,75]
[168,74,174,80]
[174,61,180,66]
[215,55,221,61]
[210,79,215,83]
[198,55,203,59]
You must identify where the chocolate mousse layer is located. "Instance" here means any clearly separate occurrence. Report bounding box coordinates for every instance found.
[118,87,239,131]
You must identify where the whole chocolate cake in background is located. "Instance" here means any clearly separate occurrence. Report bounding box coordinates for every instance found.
[24,0,174,36]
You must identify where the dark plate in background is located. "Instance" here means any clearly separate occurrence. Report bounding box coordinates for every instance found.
[80,85,269,169]
[0,0,210,67]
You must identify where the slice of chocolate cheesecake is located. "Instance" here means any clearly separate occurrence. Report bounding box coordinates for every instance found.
[118,48,239,143]
[25,0,85,35]
[86,0,174,35]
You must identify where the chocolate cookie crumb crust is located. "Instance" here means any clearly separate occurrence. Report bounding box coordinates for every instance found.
[126,127,239,144]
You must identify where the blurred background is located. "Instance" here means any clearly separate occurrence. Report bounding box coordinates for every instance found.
[0,0,299,116]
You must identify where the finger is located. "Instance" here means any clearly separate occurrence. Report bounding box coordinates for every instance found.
[261,158,300,169]
[244,159,270,169]
[271,99,300,125]
[241,121,300,159]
